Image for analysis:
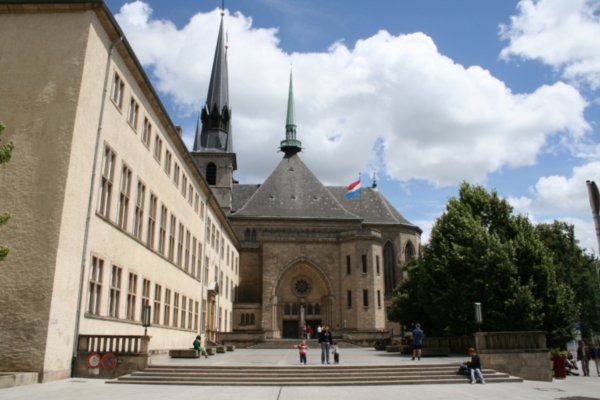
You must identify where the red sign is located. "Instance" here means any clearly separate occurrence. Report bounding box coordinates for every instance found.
[100,352,118,369]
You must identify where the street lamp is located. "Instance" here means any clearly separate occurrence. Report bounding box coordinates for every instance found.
[474,302,482,332]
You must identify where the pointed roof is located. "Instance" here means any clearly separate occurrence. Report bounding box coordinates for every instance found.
[194,15,232,152]
[232,154,359,220]
[280,70,302,156]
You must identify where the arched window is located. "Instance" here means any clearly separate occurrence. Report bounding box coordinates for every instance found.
[405,241,416,262]
[251,229,257,241]
[383,241,396,297]
[206,162,217,185]
[291,304,298,315]
[244,228,251,241]
[240,313,247,325]
[284,303,291,315]
[307,303,313,315]
[250,313,255,325]
[314,304,321,315]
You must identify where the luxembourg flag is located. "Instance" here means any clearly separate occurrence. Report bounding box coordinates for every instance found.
[345,179,361,199]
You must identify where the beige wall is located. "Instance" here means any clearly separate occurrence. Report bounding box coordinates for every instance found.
[0,11,92,380]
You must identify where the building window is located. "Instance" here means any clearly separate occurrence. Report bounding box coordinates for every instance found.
[188,184,194,205]
[158,205,167,255]
[111,72,124,109]
[363,289,369,308]
[128,97,139,130]
[204,256,209,284]
[188,298,193,330]
[194,193,199,213]
[200,201,205,219]
[201,299,206,332]
[184,230,191,272]
[117,164,131,230]
[405,241,416,262]
[172,292,179,327]
[206,162,217,185]
[181,295,187,329]
[142,279,151,311]
[164,149,172,176]
[87,256,104,315]
[168,215,176,261]
[346,255,351,275]
[141,117,152,147]
[376,255,380,275]
[362,254,367,274]
[181,174,188,198]
[191,237,197,277]
[177,223,184,267]
[173,162,180,188]
[347,290,352,308]
[146,193,157,248]
[98,146,115,218]
[133,180,146,240]
[163,288,171,326]
[384,242,396,297]
[197,243,203,279]
[153,135,162,163]
[377,290,382,308]
[108,265,122,318]
[194,301,199,331]
[126,272,138,320]
[153,284,161,325]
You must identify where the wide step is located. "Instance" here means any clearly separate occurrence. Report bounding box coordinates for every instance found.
[107,364,523,386]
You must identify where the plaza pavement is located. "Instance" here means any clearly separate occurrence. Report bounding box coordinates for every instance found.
[1,347,600,400]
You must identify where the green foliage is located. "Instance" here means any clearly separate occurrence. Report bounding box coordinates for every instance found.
[0,121,13,262]
[388,182,591,348]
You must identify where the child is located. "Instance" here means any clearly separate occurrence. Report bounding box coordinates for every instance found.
[466,347,485,384]
[295,340,309,365]
[332,341,340,364]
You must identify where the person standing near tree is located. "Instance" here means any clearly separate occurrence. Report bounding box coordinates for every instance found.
[412,323,424,360]
[578,340,591,376]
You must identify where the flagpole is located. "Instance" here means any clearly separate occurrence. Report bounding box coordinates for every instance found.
[358,172,362,220]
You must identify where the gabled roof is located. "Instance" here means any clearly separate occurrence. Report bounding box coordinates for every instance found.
[232,154,359,220]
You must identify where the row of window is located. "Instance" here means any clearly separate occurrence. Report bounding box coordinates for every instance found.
[345,254,381,275]
[283,303,321,316]
[87,255,202,330]
[346,289,382,309]
[111,72,208,222]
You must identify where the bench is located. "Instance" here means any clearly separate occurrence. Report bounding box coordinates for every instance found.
[226,345,235,352]
[385,345,402,353]
[169,349,199,358]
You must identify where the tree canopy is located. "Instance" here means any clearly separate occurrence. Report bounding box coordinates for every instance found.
[0,121,14,262]
[388,182,599,348]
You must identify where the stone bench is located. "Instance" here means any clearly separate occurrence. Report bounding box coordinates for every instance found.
[385,345,402,352]
[169,349,199,358]
[226,345,235,352]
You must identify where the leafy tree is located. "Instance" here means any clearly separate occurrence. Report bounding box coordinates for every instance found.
[388,182,582,347]
[0,121,14,261]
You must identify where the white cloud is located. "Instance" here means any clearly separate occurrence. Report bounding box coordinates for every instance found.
[115,1,590,188]
[500,0,600,89]
[508,161,600,255]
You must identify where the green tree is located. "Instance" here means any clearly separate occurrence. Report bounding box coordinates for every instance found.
[0,121,14,261]
[388,182,580,347]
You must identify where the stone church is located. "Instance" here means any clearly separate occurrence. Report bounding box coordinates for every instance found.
[191,15,422,339]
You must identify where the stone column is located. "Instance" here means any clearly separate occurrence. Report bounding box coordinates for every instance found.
[270,296,280,339]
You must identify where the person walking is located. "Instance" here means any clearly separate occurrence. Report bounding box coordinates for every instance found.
[578,340,591,376]
[294,339,309,365]
[319,325,333,364]
[412,323,424,360]
[590,343,600,376]
[466,347,485,384]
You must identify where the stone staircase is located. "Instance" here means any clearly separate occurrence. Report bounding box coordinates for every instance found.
[107,364,523,386]
[249,339,361,349]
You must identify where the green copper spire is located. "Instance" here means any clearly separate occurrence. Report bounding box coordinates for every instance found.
[280,69,302,156]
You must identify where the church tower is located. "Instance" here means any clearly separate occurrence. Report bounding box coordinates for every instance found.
[279,70,302,157]
[191,11,237,213]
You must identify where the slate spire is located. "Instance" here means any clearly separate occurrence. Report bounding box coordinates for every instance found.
[280,69,302,156]
[194,13,232,152]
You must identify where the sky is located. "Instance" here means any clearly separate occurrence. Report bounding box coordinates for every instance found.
[104,0,600,255]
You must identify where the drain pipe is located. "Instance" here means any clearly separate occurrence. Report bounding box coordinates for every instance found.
[71,36,123,370]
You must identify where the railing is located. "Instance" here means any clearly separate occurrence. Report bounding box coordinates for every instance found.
[77,335,149,355]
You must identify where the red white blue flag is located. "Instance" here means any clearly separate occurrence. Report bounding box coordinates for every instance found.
[345,179,361,199]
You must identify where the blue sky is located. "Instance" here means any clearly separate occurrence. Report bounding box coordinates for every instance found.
[105,0,600,255]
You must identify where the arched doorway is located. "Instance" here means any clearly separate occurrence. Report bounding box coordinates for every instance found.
[274,261,332,339]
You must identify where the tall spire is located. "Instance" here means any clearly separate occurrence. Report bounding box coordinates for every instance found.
[280,69,302,156]
[193,13,231,152]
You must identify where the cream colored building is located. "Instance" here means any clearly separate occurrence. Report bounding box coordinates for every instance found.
[0,1,239,382]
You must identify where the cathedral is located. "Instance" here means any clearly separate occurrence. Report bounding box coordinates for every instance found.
[191,13,422,339]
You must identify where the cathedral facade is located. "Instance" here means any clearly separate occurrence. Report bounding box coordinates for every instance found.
[191,17,422,338]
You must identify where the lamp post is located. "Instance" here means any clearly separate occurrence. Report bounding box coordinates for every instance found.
[474,302,482,332]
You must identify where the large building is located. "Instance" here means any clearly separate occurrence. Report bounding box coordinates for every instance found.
[0,0,421,382]
[186,13,422,338]
[0,1,239,381]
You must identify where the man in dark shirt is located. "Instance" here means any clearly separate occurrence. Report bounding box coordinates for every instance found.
[412,323,424,360]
